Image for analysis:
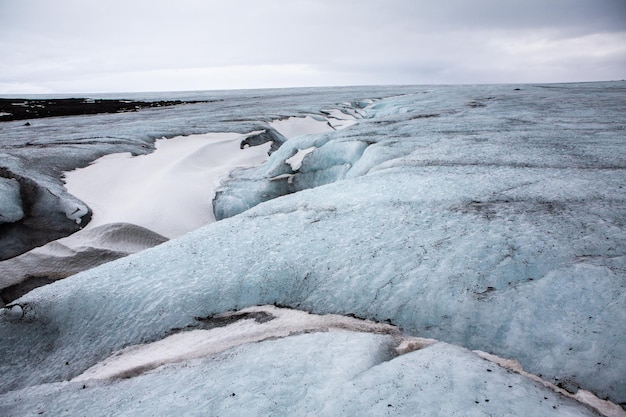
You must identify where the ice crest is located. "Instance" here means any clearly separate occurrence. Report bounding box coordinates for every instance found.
[0,176,23,224]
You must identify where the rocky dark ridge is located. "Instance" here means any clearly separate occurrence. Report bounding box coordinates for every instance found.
[0,98,213,122]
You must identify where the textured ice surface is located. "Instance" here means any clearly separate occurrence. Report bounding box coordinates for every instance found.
[0,83,624,415]
[0,330,606,417]
[0,176,23,224]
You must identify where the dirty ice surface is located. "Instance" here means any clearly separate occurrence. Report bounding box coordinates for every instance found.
[0,82,625,416]
[0,306,615,417]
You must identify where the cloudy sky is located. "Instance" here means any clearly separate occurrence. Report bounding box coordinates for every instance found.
[1,0,625,94]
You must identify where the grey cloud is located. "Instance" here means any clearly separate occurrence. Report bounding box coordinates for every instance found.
[367,0,626,32]
[0,0,624,93]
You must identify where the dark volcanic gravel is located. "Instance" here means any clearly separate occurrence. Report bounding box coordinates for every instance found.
[0,98,211,121]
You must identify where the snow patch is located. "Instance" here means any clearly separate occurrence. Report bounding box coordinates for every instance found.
[63,132,270,238]
[268,173,296,184]
[285,146,316,171]
[269,115,334,139]
[268,103,368,140]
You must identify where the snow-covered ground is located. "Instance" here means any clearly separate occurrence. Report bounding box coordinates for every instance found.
[63,132,271,238]
[0,83,625,416]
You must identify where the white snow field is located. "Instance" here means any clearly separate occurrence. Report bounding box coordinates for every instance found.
[63,132,271,238]
[0,83,624,416]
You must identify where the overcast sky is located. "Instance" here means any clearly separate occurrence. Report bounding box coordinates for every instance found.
[1,0,625,94]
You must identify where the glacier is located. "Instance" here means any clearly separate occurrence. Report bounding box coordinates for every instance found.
[0,83,625,416]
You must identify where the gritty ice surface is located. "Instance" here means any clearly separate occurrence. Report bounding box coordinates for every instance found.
[0,177,23,224]
[0,82,624,416]
[0,327,607,417]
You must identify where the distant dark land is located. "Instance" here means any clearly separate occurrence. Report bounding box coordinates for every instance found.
[0,98,212,122]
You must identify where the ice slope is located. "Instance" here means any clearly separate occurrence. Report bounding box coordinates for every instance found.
[0,223,167,305]
[5,165,622,402]
[0,319,608,416]
[0,176,23,223]
[0,83,624,415]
